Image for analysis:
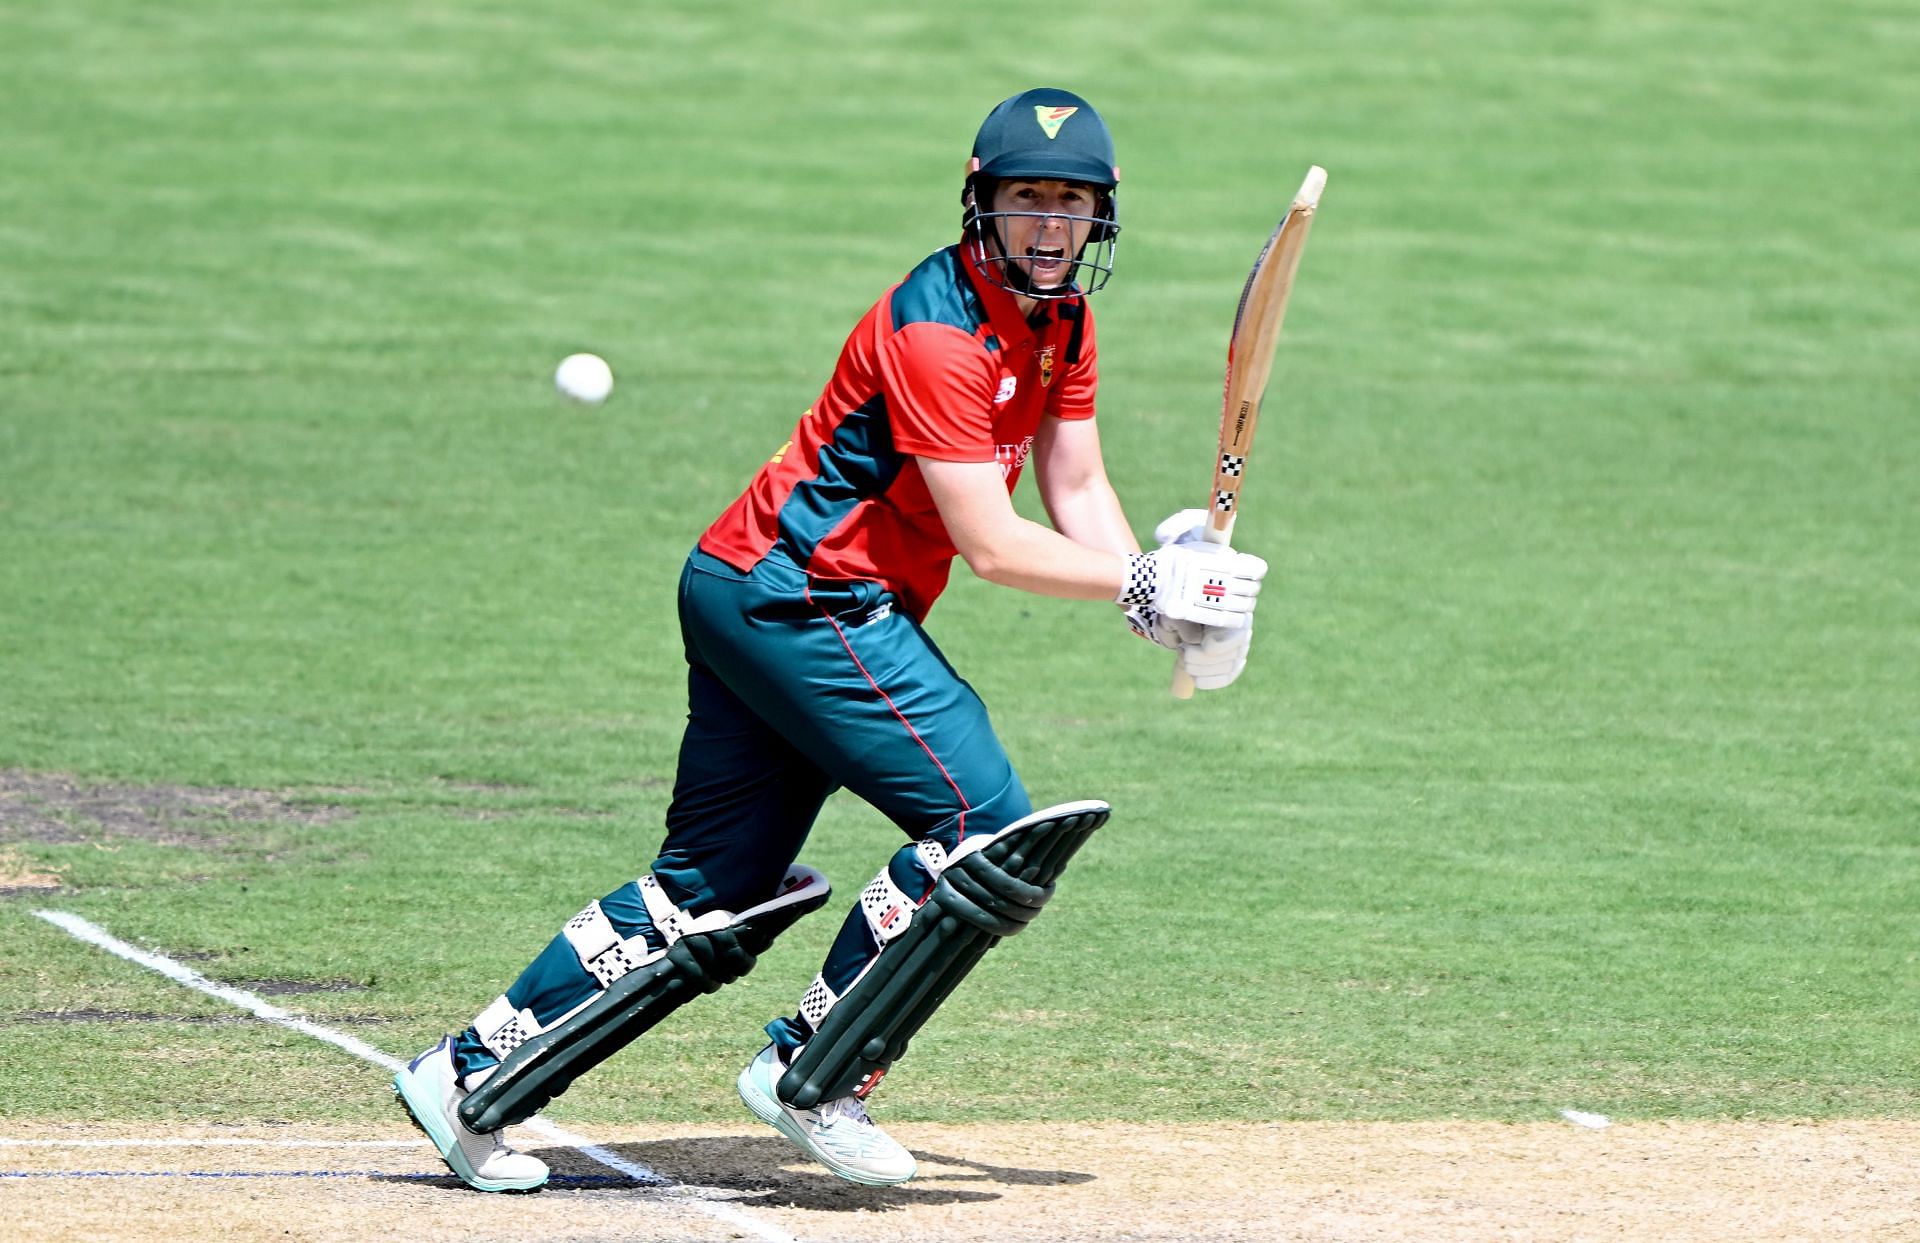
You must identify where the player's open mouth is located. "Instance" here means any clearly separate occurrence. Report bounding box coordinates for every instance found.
[1027,246,1068,276]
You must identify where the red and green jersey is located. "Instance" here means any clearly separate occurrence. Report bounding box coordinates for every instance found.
[699,244,1098,620]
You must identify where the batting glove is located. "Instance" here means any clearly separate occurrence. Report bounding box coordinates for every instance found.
[1123,603,1205,652]
[1178,618,1254,691]
[1117,543,1267,627]
[1152,508,1211,549]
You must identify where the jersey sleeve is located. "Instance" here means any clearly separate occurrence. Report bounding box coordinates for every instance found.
[877,321,998,462]
[1046,301,1098,420]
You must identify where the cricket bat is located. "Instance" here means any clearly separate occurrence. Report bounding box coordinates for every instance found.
[1171,164,1327,699]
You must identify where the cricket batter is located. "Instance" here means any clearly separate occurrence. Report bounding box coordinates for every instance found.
[395,87,1267,1190]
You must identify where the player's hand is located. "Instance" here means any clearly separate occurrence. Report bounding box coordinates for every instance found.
[1122,603,1205,652]
[1118,544,1266,627]
[1152,508,1210,549]
[1178,618,1254,691]
[1125,510,1221,645]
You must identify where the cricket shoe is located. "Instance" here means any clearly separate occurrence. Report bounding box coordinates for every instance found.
[737,1043,917,1186]
[393,1035,548,1192]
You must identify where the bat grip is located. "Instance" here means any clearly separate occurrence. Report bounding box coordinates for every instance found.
[1167,520,1234,699]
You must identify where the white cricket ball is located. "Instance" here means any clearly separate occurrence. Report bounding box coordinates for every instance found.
[554,352,614,404]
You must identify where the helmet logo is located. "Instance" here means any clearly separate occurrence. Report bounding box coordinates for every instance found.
[1033,105,1077,139]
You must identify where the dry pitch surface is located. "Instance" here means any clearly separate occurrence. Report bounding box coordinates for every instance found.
[6,1120,1917,1242]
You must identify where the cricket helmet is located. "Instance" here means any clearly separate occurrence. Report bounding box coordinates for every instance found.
[962,87,1121,298]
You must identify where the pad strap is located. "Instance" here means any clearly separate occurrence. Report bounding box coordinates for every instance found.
[474,996,544,1062]
[459,865,832,1132]
[858,866,919,945]
[564,899,665,987]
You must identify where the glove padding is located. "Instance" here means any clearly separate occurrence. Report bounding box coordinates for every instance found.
[1177,618,1253,691]
[1117,543,1266,627]
[1123,603,1206,653]
[1152,508,1211,549]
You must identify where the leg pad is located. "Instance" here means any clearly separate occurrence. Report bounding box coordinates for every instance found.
[459,866,831,1133]
[777,800,1109,1110]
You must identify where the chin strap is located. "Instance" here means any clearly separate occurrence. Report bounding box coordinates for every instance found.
[965,233,1085,301]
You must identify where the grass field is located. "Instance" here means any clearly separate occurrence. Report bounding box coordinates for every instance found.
[3,0,1916,1160]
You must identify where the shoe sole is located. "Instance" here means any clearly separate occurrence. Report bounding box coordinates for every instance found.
[393,1070,547,1193]
[736,1062,914,1187]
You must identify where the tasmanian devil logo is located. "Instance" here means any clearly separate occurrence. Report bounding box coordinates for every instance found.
[1038,345,1056,387]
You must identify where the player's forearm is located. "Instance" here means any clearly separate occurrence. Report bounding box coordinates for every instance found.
[921,454,1131,601]
[1032,414,1138,556]
[960,515,1128,601]
[1040,475,1140,558]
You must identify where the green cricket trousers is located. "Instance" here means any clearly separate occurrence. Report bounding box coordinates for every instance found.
[452,545,1031,1081]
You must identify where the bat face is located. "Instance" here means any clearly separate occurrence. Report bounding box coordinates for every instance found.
[1203,165,1326,542]
[1172,165,1325,699]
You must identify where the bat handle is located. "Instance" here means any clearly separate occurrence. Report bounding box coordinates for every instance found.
[1167,517,1234,699]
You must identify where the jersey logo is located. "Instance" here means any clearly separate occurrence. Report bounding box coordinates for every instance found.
[1038,345,1056,387]
[996,436,1035,480]
[994,374,1018,404]
[1034,105,1077,139]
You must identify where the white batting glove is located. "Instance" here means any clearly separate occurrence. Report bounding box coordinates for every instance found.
[1123,603,1206,653]
[1117,544,1267,627]
[1119,510,1217,647]
[1178,619,1254,691]
[1152,508,1211,549]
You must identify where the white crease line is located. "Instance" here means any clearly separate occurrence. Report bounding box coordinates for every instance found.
[520,1117,682,1190]
[0,1138,425,1149]
[34,909,406,1072]
[33,909,802,1243]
